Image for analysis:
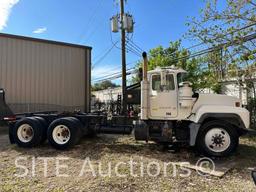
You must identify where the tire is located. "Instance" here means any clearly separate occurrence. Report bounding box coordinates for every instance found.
[66,117,84,143]
[13,117,44,148]
[196,120,239,157]
[32,117,48,144]
[47,117,82,150]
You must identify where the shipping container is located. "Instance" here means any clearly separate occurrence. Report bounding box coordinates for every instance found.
[0,33,92,114]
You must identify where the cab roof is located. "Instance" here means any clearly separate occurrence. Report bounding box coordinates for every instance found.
[148,66,187,74]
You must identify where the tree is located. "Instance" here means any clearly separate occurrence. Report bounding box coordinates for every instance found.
[186,0,256,94]
[132,41,220,92]
[92,80,119,91]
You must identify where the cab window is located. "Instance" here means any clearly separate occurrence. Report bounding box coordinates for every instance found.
[166,74,175,90]
[152,75,161,91]
[177,72,189,86]
[152,74,175,91]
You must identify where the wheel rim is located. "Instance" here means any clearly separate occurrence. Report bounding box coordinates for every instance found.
[205,128,231,153]
[52,125,71,145]
[17,124,34,143]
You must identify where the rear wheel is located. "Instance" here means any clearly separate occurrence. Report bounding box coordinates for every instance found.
[47,117,82,150]
[196,120,239,157]
[13,117,44,148]
[33,116,48,144]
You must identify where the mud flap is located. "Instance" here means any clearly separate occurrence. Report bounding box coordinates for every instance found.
[8,123,15,144]
[0,89,14,121]
[189,123,200,146]
[134,120,149,141]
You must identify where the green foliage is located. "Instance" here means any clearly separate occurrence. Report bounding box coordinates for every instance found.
[132,40,220,92]
[186,0,256,81]
[133,0,256,94]
[92,80,119,91]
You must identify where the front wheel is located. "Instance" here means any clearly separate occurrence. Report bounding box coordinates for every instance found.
[196,120,239,157]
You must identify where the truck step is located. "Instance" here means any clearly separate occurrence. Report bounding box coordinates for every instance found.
[95,125,133,135]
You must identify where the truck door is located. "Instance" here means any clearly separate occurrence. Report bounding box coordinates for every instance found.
[149,73,178,119]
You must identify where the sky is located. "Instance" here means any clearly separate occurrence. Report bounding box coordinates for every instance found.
[0,0,209,84]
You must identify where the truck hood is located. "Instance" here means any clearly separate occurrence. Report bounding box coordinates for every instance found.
[192,93,240,113]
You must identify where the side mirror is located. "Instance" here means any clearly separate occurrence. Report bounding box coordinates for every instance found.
[252,171,256,185]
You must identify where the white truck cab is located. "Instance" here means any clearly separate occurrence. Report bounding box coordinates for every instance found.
[147,67,196,120]
[135,53,251,157]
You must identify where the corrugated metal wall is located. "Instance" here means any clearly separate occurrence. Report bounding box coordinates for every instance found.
[0,34,91,113]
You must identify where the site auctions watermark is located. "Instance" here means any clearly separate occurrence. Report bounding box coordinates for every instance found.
[14,156,215,178]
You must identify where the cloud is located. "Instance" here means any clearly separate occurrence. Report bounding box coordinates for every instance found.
[33,27,47,34]
[0,0,19,31]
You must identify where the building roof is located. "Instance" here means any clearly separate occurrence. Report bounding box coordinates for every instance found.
[0,33,92,50]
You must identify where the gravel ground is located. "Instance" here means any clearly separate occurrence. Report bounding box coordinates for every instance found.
[0,126,255,192]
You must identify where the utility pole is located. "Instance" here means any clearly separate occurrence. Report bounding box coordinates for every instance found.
[111,0,134,115]
[120,0,127,115]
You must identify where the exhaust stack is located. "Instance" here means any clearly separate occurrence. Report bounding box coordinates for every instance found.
[141,52,149,120]
[142,52,148,81]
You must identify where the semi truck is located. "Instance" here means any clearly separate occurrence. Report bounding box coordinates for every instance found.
[2,52,255,157]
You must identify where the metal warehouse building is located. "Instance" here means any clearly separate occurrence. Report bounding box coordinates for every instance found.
[0,33,92,114]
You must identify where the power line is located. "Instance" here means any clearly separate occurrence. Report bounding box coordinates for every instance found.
[163,22,256,61]
[93,60,138,79]
[125,36,142,56]
[185,22,256,51]
[97,22,256,83]
[168,32,256,63]
[93,68,137,83]
[92,41,119,68]
[93,32,256,82]
[110,30,142,57]
[78,0,104,43]
[126,40,143,55]
[93,43,117,62]
[94,71,137,83]
[93,67,135,81]
[121,23,256,64]
[126,43,141,57]
[185,6,256,49]
[126,35,144,52]
[110,30,122,50]
[92,61,139,83]
[85,20,105,43]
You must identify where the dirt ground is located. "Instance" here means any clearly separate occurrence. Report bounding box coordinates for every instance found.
[0,126,256,192]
